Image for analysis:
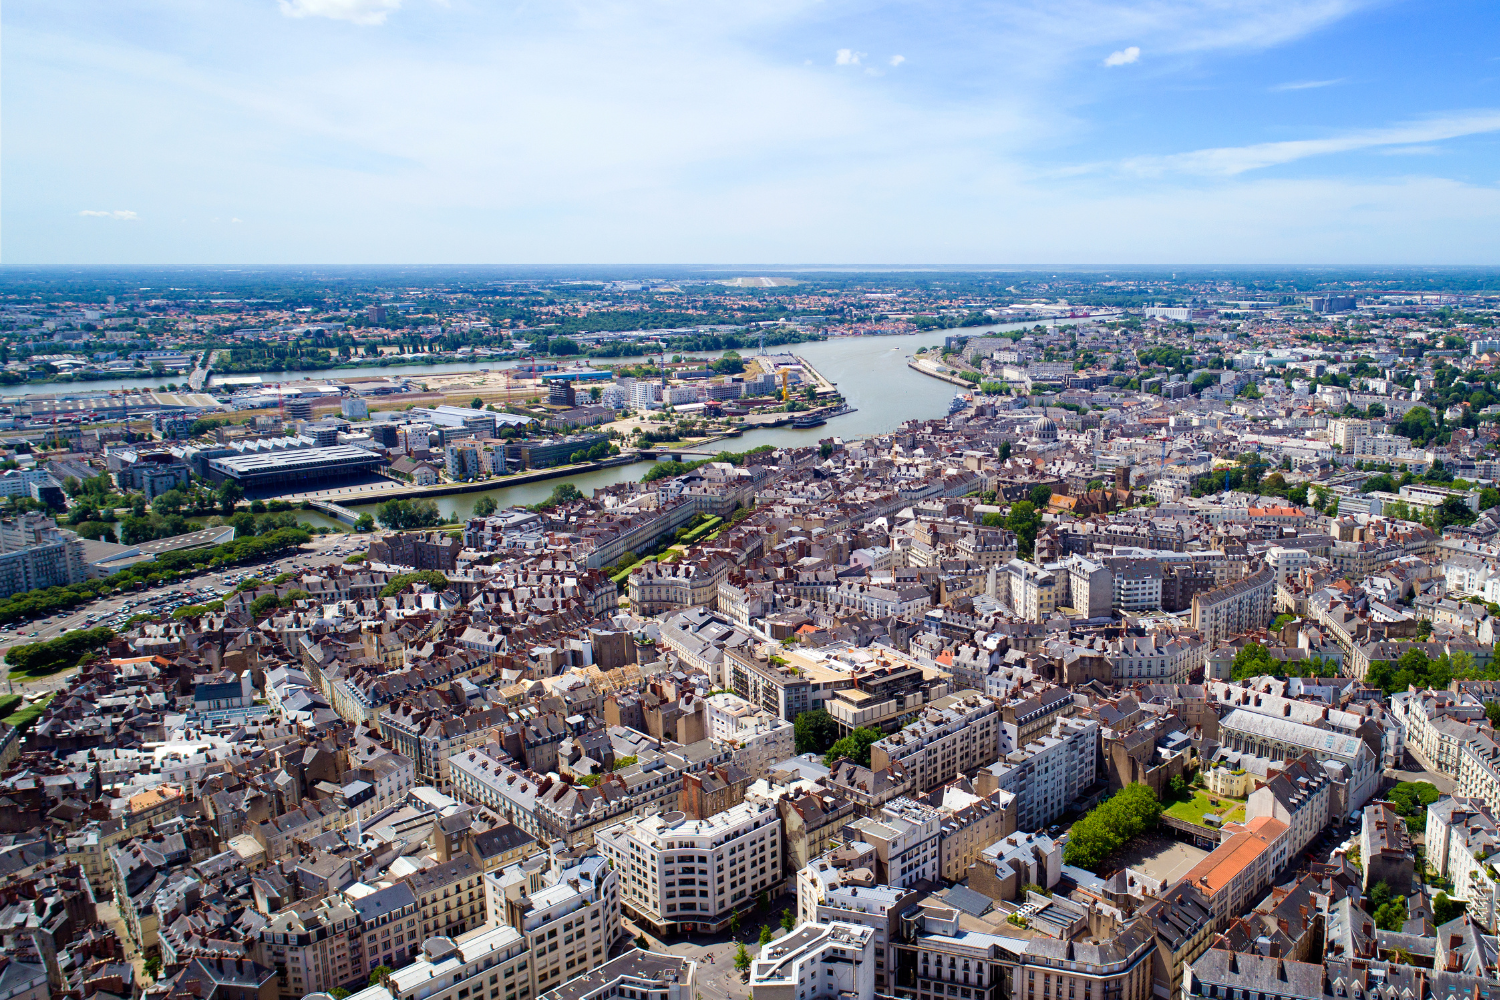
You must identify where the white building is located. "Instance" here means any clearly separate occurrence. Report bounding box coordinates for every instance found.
[749,922,876,1000]
[483,852,621,998]
[385,926,530,1000]
[869,692,1001,792]
[847,798,943,888]
[703,692,796,778]
[1107,633,1201,684]
[980,716,1099,831]
[1427,796,1500,932]
[594,800,782,936]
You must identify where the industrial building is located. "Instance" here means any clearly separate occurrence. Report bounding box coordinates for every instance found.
[207,445,387,491]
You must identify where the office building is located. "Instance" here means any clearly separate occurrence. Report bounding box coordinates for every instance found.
[207,445,387,490]
[484,851,621,997]
[594,801,781,936]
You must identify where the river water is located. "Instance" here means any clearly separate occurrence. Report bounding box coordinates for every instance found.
[335,331,985,520]
[27,317,1101,523]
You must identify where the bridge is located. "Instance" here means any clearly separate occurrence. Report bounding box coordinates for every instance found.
[308,500,363,525]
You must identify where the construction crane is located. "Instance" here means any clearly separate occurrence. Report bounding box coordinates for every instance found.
[781,369,790,403]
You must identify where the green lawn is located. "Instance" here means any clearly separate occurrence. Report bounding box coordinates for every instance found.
[3,693,53,733]
[1165,790,1247,829]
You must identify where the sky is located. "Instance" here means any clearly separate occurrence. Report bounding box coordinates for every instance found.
[5,0,1500,266]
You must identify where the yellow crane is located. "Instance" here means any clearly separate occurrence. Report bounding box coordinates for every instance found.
[781,369,789,402]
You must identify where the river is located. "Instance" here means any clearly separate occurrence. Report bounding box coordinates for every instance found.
[333,331,993,521]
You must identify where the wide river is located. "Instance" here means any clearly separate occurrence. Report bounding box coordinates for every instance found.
[23,317,1099,524]
[332,326,1066,521]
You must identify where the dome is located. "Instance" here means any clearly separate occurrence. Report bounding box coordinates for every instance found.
[1032,415,1058,440]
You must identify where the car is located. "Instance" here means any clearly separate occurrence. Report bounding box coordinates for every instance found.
[1048,825,1061,835]
[26,632,37,637]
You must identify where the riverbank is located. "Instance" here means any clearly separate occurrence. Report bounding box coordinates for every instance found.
[908,357,977,388]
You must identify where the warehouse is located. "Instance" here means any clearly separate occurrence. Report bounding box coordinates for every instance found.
[207,445,387,490]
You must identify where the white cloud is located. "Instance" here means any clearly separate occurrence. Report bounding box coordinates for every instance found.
[1272,78,1346,91]
[78,209,138,220]
[277,0,402,26]
[1122,110,1500,175]
[889,54,905,67]
[835,48,864,66]
[1103,46,1140,66]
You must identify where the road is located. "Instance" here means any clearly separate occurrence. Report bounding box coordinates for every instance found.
[0,533,367,693]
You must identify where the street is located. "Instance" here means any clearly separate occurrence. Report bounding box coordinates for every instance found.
[0,533,365,693]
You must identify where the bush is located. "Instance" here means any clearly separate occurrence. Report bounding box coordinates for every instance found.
[1062,784,1162,869]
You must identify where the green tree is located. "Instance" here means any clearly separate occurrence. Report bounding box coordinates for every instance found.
[759,925,773,947]
[250,593,283,617]
[1062,783,1162,869]
[1029,484,1054,509]
[330,990,350,999]
[369,967,394,987]
[1006,501,1042,558]
[998,441,1012,460]
[734,942,751,973]
[824,726,883,768]
[1231,642,1279,680]
[781,908,796,932]
[1369,881,1392,909]
[729,912,742,936]
[4,627,116,679]
[635,934,650,950]
[380,570,450,598]
[1434,891,1466,925]
[1374,897,1407,931]
[144,957,161,980]
[354,512,375,532]
[794,709,841,755]
[376,497,442,530]
[1487,703,1500,729]
[473,495,499,518]
[471,397,484,409]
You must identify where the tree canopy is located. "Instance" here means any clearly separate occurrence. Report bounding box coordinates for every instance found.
[376,497,442,530]
[1062,783,1162,870]
[824,726,883,768]
[794,710,841,755]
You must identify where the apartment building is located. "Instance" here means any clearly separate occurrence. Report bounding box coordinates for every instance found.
[1426,796,1500,932]
[795,846,915,997]
[406,855,486,941]
[998,559,1056,622]
[629,558,730,615]
[484,852,621,998]
[725,646,854,723]
[1108,633,1201,685]
[1457,733,1500,814]
[1190,566,1275,647]
[1359,800,1414,896]
[869,692,1000,793]
[979,716,1099,832]
[1178,815,1288,929]
[380,704,515,791]
[385,927,530,1000]
[933,785,1016,881]
[1244,754,1332,875]
[350,882,421,975]
[750,922,877,1000]
[889,898,1157,1000]
[255,899,360,1000]
[847,798,943,888]
[594,801,782,935]
[535,951,695,1000]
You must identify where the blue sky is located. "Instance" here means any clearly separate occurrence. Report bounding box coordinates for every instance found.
[5,0,1500,265]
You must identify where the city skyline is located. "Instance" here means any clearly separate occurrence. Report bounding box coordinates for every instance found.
[5,0,1500,265]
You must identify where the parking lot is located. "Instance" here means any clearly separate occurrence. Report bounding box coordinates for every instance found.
[0,532,368,692]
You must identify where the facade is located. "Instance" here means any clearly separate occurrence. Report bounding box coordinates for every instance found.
[979,716,1099,832]
[1426,796,1500,932]
[629,559,729,615]
[0,514,88,598]
[795,848,914,997]
[484,852,622,998]
[1190,566,1275,647]
[385,927,530,1000]
[847,799,943,888]
[869,693,1001,793]
[750,922,877,1000]
[406,855,486,941]
[594,801,782,935]
[255,898,360,1000]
